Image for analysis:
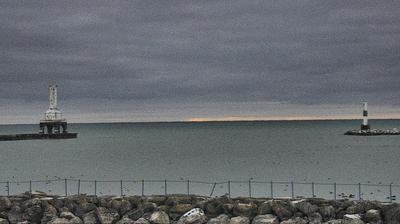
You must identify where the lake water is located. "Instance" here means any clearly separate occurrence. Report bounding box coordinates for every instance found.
[0,120,399,200]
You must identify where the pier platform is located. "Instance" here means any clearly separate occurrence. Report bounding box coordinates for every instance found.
[345,129,400,136]
[0,133,77,141]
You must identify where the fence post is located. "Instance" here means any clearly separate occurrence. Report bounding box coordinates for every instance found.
[29,180,32,196]
[164,180,167,195]
[187,180,190,197]
[6,181,10,196]
[312,182,315,198]
[249,180,252,198]
[228,181,231,199]
[270,181,273,198]
[78,179,81,195]
[65,179,68,196]
[334,182,337,200]
[291,181,294,199]
[94,180,97,196]
[210,182,216,197]
[358,183,362,201]
[120,180,123,196]
[390,183,393,203]
[141,180,144,196]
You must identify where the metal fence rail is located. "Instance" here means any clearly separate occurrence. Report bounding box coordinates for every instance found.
[0,179,397,202]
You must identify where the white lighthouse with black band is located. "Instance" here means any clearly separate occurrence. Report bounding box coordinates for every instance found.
[361,102,370,130]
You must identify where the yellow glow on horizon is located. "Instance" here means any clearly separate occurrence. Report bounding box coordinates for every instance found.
[186,114,400,122]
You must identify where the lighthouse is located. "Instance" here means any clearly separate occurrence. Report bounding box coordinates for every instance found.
[361,102,370,131]
[39,85,68,134]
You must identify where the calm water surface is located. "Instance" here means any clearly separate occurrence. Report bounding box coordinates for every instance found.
[0,120,399,198]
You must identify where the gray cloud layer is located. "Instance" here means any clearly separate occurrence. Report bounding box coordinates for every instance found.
[1,1,400,122]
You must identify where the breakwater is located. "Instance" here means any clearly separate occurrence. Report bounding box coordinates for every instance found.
[0,193,398,224]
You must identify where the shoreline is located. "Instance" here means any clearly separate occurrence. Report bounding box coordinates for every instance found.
[0,193,397,224]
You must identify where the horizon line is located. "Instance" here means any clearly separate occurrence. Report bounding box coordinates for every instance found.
[1,117,400,125]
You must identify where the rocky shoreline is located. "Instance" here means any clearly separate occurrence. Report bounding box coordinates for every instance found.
[0,193,399,224]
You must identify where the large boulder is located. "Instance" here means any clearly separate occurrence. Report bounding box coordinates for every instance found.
[177,208,206,224]
[343,214,364,224]
[232,203,257,218]
[124,209,144,221]
[0,198,11,212]
[365,209,381,223]
[116,217,135,224]
[307,212,323,224]
[319,205,336,221]
[41,204,58,224]
[270,200,292,221]
[323,220,344,224]
[150,211,170,224]
[96,207,120,224]
[22,198,43,223]
[382,205,400,224]
[7,205,24,224]
[257,202,272,215]
[135,218,150,224]
[230,216,250,224]
[207,214,230,224]
[251,214,279,224]
[280,217,307,224]
[205,200,224,216]
[170,204,194,215]
[83,211,98,224]
[75,202,97,218]
[60,211,84,224]
[292,200,318,216]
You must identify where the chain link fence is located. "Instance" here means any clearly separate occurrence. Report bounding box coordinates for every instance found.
[0,179,397,202]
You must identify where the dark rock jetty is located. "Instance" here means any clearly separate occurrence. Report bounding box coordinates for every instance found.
[0,192,399,224]
[344,128,400,136]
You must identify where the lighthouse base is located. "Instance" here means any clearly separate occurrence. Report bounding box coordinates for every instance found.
[361,125,370,131]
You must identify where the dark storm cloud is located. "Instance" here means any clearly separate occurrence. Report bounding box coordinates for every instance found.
[1,0,400,120]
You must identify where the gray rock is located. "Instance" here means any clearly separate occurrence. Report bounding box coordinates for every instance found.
[7,205,23,224]
[0,198,11,212]
[135,218,150,224]
[365,209,381,223]
[308,212,322,224]
[257,202,272,215]
[75,202,97,218]
[83,211,97,224]
[251,214,279,224]
[116,217,135,224]
[270,200,292,221]
[41,204,58,224]
[382,205,400,224]
[124,209,144,221]
[0,218,9,224]
[230,216,250,224]
[280,217,307,224]
[177,208,206,224]
[49,218,73,224]
[319,205,335,221]
[150,211,170,224]
[60,211,83,224]
[233,203,257,218]
[292,200,318,215]
[22,199,43,223]
[207,214,230,224]
[205,200,223,216]
[323,220,343,224]
[343,214,364,224]
[96,207,120,224]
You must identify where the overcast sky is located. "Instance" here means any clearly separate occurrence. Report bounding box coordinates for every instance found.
[1,1,400,124]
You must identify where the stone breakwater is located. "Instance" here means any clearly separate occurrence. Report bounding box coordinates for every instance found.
[1,193,400,224]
